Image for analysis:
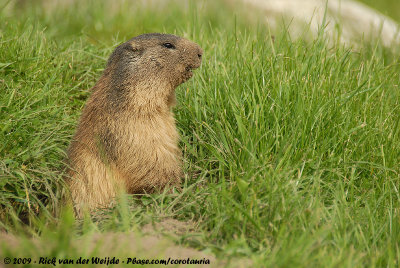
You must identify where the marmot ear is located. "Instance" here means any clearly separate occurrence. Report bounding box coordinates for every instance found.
[106,42,143,67]
[124,42,143,55]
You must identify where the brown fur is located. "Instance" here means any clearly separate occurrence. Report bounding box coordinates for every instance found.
[66,33,202,215]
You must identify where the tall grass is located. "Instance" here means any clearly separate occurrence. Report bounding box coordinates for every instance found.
[1,0,400,266]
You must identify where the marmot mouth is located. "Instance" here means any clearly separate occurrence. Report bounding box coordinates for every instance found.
[184,66,194,79]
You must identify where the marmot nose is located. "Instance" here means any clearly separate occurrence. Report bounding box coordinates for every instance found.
[197,47,203,59]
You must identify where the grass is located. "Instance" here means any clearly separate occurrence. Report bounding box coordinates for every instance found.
[1,0,400,267]
[359,0,400,22]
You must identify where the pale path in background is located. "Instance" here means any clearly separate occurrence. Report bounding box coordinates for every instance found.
[241,0,400,47]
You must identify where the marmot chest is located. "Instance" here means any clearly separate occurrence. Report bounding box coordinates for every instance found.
[106,112,180,164]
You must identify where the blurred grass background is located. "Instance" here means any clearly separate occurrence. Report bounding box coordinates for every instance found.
[359,0,400,22]
[1,0,400,267]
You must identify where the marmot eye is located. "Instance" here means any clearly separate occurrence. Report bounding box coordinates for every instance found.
[162,43,175,49]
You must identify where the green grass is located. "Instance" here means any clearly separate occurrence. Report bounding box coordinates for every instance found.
[1,0,400,267]
[359,0,400,22]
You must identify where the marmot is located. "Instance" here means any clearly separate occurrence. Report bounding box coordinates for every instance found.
[66,33,203,215]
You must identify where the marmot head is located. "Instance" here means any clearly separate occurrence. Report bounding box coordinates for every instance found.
[106,33,203,90]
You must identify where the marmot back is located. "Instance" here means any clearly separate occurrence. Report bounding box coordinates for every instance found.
[66,33,203,216]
